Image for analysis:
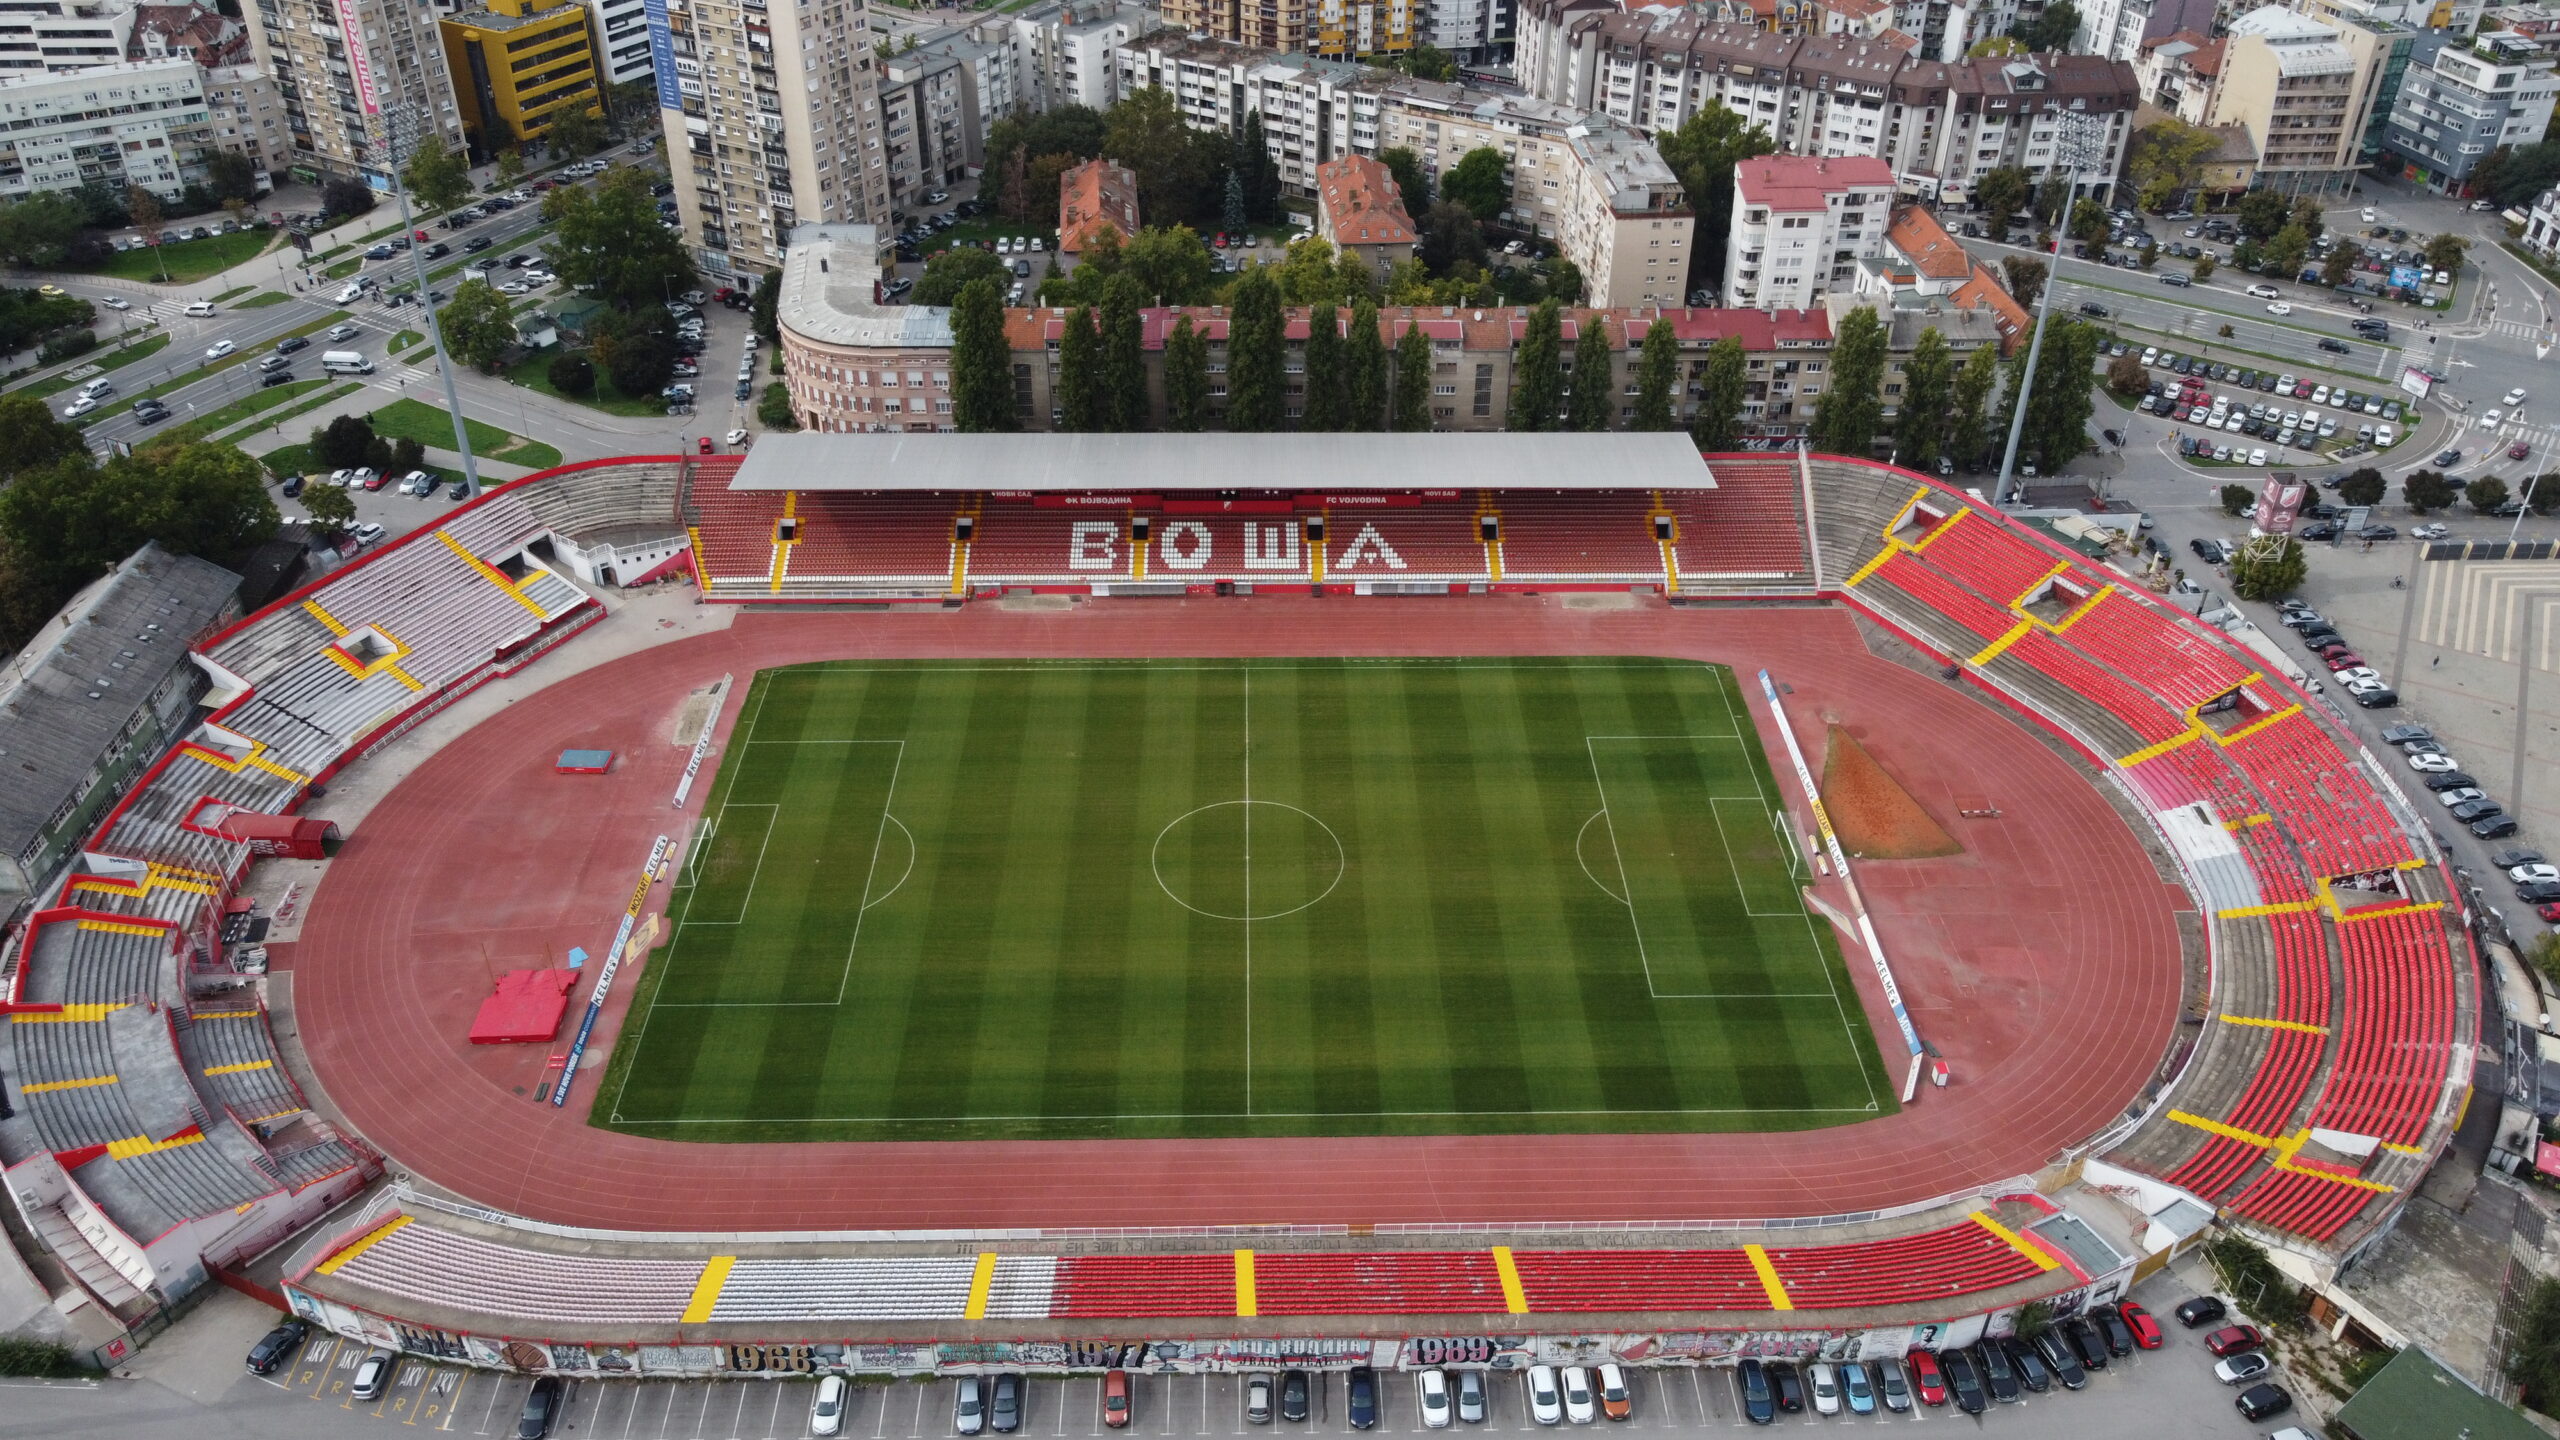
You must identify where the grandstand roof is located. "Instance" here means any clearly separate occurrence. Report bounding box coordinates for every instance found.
[728,434,1720,493]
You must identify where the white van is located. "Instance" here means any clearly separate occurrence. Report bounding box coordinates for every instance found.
[333,281,368,304]
[321,350,374,374]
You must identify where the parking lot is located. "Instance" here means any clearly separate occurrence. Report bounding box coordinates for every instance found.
[251,1333,2269,1439]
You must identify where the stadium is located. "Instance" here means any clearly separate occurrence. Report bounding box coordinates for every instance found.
[0,435,2470,1382]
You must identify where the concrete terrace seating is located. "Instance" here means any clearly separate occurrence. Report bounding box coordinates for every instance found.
[2064,590,2255,710]
[1491,493,1666,582]
[19,916,169,1006]
[1507,1248,1767,1312]
[1675,457,1811,585]
[1762,1218,2051,1309]
[2219,713,2409,877]
[265,1138,367,1190]
[2313,905,2458,1148]
[1914,510,2073,607]
[708,1256,990,1322]
[2226,1166,2376,1242]
[1047,1253,1238,1317]
[180,1009,306,1126]
[10,1010,132,1150]
[1251,1251,1508,1315]
[1859,551,2016,649]
[513,461,684,544]
[324,1218,703,1325]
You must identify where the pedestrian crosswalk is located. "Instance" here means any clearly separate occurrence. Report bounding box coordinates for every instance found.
[2485,318,2551,341]
[2411,560,2560,671]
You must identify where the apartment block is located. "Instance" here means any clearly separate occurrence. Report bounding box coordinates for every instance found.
[0,56,211,199]
[1157,0,1412,60]
[2071,0,2213,64]
[879,43,971,207]
[0,0,140,73]
[651,0,890,276]
[2133,30,2222,124]
[2207,5,2388,197]
[1723,154,1893,310]
[202,61,286,185]
[439,0,598,156]
[584,0,654,85]
[2381,29,2558,193]
[1562,122,1692,308]
[1512,3,2137,205]
[1314,152,1412,276]
[243,0,466,186]
[2522,184,2560,261]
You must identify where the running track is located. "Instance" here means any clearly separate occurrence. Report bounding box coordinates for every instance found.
[288,598,2184,1232]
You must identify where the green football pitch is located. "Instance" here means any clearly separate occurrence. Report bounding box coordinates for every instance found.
[595,658,1892,1141]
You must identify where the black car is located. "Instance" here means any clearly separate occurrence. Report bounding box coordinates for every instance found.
[448,479,470,499]
[277,334,310,354]
[992,1374,1022,1434]
[2452,798,2504,823]
[2066,1317,2109,1371]
[262,369,296,387]
[2475,816,2522,839]
[1739,1359,1776,1425]
[1279,1370,1309,1422]
[652,180,676,196]
[280,473,305,498]
[2078,302,2110,317]
[424,242,450,258]
[133,403,170,425]
[2300,522,2342,541]
[2004,1337,2049,1393]
[2425,772,2479,793]
[2319,337,2349,353]
[2353,687,2401,709]
[1346,1368,1377,1430]
[1942,1351,1986,1415]
[1974,1341,2019,1402]
[245,1317,309,1374]
[2518,881,2560,904]
[464,236,494,252]
[2033,1329,2087,1390]
[736,379,754,401]
[517,1375,564,1438]
[2236,1383,2293,1422]
[1770,1363,1803,1413]
[2491,847,2547,869]
[2094,1306,2136,1357]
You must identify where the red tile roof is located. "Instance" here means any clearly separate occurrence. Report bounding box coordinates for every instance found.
[1884,205,1972,282]
[1058,159,1140,256]
[1315,155,1415,247]
[1733,155,1897,211]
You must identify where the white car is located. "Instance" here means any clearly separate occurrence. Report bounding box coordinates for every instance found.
[62,396,97,417]
[1559,1367,1595,1425]
[328,322,361,342]
[1417,1369,1452,1429]
[812,1375,849,1437]
[1808,1363,1841,1416]
[101,296,130,310]
[2249,448,2269,466]
[348,466,378,488]
[725,428,750,446]
[183,300,216,316]
[2333,666,2381,685]
[2409,753,2458,773]
[2377,423,2397,446]
[523,270,556,286]
[2361,206,2378,222]
[2266,301,2293,316]
[2504,388,2529,407]
[2215,1352,2274,1386]
[499,281,530,296]
[2514,864,2560,885]
[2412,523,2449,540]
[2482,410,2504,430]
[2247,283,2281,298]
[205,339,236,359]
[1526,1366,1563,1426]
[2310,385,2331,405]
[348,521,386,547]
[2439,787,2488,808]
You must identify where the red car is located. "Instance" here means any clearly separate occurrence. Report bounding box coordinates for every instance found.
[1102,1369,1132,1429]
[2118,1301,2164,1350]
[2511,439,2532,461]
[1212,232,1228,248]
[2536,901,2560,923]
[698,436,714,454]
[2205,1325,2264,1358]
[413,228,429,242]
[1906,1349,1947,1406]
[2324,652,2366,671]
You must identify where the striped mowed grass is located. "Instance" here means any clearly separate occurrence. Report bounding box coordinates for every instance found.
[596,658,1891,1140]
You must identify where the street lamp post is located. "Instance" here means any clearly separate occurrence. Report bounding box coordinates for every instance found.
[1996,110,2110,507]
[377,102,485,498]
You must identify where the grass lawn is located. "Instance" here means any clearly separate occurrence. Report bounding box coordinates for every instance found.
[499,344,669,418]
[594,658,1891,1142]
[369,396,562,468]
[322,255,366,280]
[15,333,170,399]
[81,229,276,284]
[147,377,336,446]
[392,329,424,352]
[211,286,255,303]
[258,439,317,476]
[238,290,294,309]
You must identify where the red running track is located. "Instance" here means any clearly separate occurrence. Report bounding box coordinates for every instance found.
[288,598,2185,1232]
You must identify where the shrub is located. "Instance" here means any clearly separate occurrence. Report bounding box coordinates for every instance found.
[2221,484,2254,516]
[37,329,97,365]
[0,1336,87,1377]
[547,351,595,396]
[757,382,800,431]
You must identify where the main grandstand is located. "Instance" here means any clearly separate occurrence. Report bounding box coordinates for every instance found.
[1,438,2469,1375]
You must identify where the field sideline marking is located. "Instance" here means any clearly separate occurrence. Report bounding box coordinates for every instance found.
[834,740,908,1005]
[609,1104,1885,1124]
[670,803,778,926]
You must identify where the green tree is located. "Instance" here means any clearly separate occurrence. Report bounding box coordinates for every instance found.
[1391,322,1432,431]
[1054,306,1103,432]
[2001,256,2046,309]
[2289,197,2324,242]
[542,169,697,312]
[1507,299,1564,431]
[1416,200,1488,277]
[2337,467,2386,507]
[1440,147,1511,222]
[1972,166,2030,229]
[320,177,376,219]
[758,383,799,430]
[949,277,1016,433]
[2229,537,2307,601]
[1966,34,2027,58]
[2237,188,2289,241]
[400,142,473,215]
[1099,273,1147,432]
[1235,110,1280,223]
[494,148,525,189]
[2404,470,2456,512]
[311,414,379,471]
[1162,314,1208,432]
[2468,475,2511,512]
[2033,174,2071,228]
[2424,232,2470,276]
[1631,316,1679,432]
[546,102,607,158]
[1566,315,1614,432]
[1225,267,1285,432]
[437,279,519,371]
[1121,225,1216,305]
[1895,328,1953,470]
[1345,301,1387,432]
[751,270,782,346]
[1299,304,1347,432]
[300,479,357,530]
[2530,473,2560,514]
[2009,0,2078,48]
[2508,1276,2560,1413]
[0,191,89,267]
[1812,306,1886,456]
[1655,102,1776,292]
[2068,197,2110,249]
[126,187,168,281]
[1104,88,1215,228]
[914,247,1010,306]
[0,394,86,480]
[1948,342,2002,470]
[1398,43,1457,81]
[2106,352,2149,398]
[2265,223,2311,279]
[2194,252,2217,283]
[2015,317,2101,471]
[1379,147,1430,218]
[2220,484,2255,516]
[1221,170,1248,235]
[1276,236,1350,305]
[1690,335,1748,452]
[547,351,595,396]
[590,307,674,397]
[2322,244,2356,288]
[205,150,260,205]
[2125,119,2217,212]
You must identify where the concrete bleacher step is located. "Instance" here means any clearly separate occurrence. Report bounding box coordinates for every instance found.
[28,1203,144,1308]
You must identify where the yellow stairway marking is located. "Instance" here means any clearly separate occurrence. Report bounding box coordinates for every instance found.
[2118,727,2204,767]
[1743,1244,1792,1311]
[11,1004,128,1023]
[314,1215,412,1275]
[435,530,549,616]
[964,1252,999,1320]
[1491,1246,1529,1315]
[205,1059,276,1075]
[2167,1110,2275,1147]
[76,919,168,938]
[2220,1015,2328,1035]
[2213,705,2301,748]
[106,1131,204,1160]
[2215,900,2322,919]
[1235,1250,1259,1317]
[302,598,350,637]
[2338,901,2445,925]
[1970,1211,2060,1272]
[21,1074,117,1094]
[1968,621,2033,667]
[681,1256,736,1324]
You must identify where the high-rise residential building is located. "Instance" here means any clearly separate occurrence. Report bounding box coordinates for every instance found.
[2070,0,2213,64]
[1723,154,1894,311]
[203,61,289,187]
[2381,29,2558,193]
[862,0,1156,203]
[584,0,655,85]
[2133,30,2223,124]
[243,0,466,187]
[651,0,891,277]
[1155,0,1411,60]
[0,0,140,72]
[0,56,212,199]
[2207,5,2388,197]
[439,0,599,157]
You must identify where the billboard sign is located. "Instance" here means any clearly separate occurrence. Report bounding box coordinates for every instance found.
[2400,366,2434,399]
[338,8,379,115]
[2253,475,2307,535]
[646,0,682,110]
[2390,264,2422,291]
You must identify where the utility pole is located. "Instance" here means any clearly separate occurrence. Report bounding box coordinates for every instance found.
[1997,111,2109,508]
[378,102,484,497]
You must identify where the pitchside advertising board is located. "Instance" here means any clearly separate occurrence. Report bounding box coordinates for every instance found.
[282,1288,2116,1379]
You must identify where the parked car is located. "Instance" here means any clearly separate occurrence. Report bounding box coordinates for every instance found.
[518,1376,564,1439]
[1526,1366,1563,1425]
[1906,1350,1947,1406]
[2004,1337,2050,1392]
[1806,1363,1840,1417]
[2217,1352,2274,1385]
[1348,1367,1379,1430]
[992,1374,1022,1433]
[1839,1361,1873,1416]
[1101,1371,1131,1430]
[1942,1351,1987,1416]
[1593,1364,1630,1422]
[1875,1358,1911,1412]
[2205,1325,2265,1357]
[1738,1360,1776,1426]
[2066,1317,2109,1371]
[813,1374,851,1437]
[2094,1307,2136,1357]
[1454,1371,1484,1425]
[2236,1384,2293,1422]
[246,1318,309,1374]
[2033,1329,2088,1390]
[955,1377,986,1435]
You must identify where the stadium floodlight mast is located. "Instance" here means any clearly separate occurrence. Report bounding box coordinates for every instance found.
[374,101,485,499]
[1996,108,2111,508]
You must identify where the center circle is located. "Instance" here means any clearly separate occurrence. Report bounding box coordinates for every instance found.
[1151,801,1347,921]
